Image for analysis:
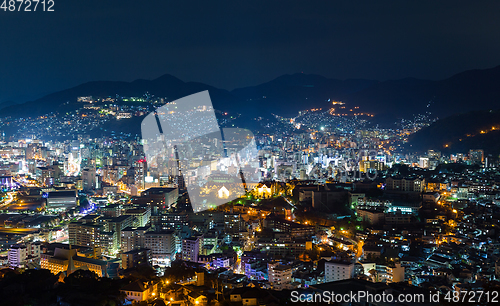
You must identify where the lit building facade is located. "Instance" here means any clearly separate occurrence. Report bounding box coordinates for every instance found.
[324,261,354,283]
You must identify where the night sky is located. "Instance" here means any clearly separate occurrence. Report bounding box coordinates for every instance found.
[1,0,500,103]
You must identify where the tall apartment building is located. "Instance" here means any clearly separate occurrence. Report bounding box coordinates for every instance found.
[144,231,177,267]
[121,248,152,270]
[268,262,292,290]
[224,213,244,238]
[157,212,188,231]
[99,231,118,254]
[324,261,355,283]
[69,220,118,254]
[68,222,102,247]
[182,235,203,262]
[121,226,149,253]
[141,187,179,214]
[82,167,96,191]
[103,215,134,245]
[469,149,484,165]
[360,160,385,173]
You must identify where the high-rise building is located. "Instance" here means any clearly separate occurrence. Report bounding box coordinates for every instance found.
[69,222,102,247]
[120,226,148,253]
[82,167,96,191]
[144,231,177,267]
[157,212,188,231]
[419,157,429,169]
[360,160,385,172]
[99,231,118,254]
[104,215,134,246]
[268,262,292,290]
[140,187,179,216]
[469,149,484,165]
[121,248,152,270]
[224,213,244,238]
[182,235,203,262]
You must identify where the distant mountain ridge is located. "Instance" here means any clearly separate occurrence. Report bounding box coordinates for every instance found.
[232,65,500,121]
[2,65,500,125]
[407,109,500,154]
[0,74,241,118]
[230,73,377,117]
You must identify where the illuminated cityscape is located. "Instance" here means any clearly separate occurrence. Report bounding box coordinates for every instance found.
[0,86,499,305]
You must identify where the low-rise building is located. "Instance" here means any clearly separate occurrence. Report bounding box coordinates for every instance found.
[40,247,108,277]
[8,242,41,268]
[324,261,354,283]
[46,190,77,210]
[121,280,158,303]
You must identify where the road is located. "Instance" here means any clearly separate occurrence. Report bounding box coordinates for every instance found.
[0,227,40,234]
[0,191,16,208]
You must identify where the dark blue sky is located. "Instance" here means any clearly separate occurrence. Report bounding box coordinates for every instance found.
[1,0,500,103]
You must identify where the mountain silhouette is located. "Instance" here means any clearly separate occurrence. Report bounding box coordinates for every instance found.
[0,74,241,118]
[230,73,377,117]
[2,65,500,125]
[407,109,500,154]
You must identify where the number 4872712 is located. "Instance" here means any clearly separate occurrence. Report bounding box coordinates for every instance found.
[1,0,55,12]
